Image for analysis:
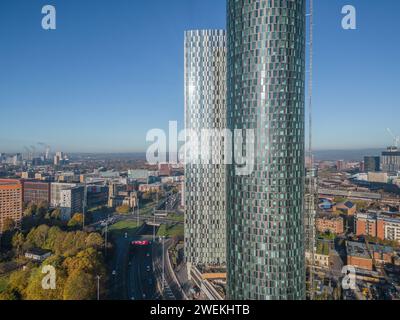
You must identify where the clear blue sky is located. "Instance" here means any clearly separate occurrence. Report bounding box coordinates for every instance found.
[0,0,399,153]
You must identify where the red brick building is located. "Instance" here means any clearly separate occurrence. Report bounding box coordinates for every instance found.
[316,215,344,234]
[21,180,51,205]
[0,179,23,232]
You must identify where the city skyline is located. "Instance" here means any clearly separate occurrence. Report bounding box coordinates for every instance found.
[1,0,400,153]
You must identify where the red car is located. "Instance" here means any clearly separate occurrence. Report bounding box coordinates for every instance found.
[131,240,149,246]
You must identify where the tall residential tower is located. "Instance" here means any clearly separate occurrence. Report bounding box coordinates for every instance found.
[227,0,306,299]
[184,30,227,267]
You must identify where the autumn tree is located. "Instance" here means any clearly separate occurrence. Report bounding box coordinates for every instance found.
[68,213,83,228]
[63,270,96,300]
[116,205,130,214]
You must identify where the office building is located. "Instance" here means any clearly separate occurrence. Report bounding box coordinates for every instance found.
[0,179,22,233]
[184,29,227,266]
[364,156,380,172]
[50,182,78,208]
[381,147,400,173]
[59,186,84,221]
[21,180,51,205]
[226,0,306,299]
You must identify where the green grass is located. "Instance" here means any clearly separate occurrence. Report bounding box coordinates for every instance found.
[157,224,184,238]
[167,213,184,223]
[0,275,9,293]
[109,220,143,236]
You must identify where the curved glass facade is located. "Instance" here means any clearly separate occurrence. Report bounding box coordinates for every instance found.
[227,0,306,299]
[184,30,227,266]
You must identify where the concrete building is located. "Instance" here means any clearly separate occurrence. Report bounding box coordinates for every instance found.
[53,151,64,166]
[0,179,23,233]
[381,147,400,173]
[127,169,149,183]
[50,182,78,208]
[368,172,388,184]
[59,186,84,221]
[184,29,227,267]
[25,248,52,262]
[226,0,306,300]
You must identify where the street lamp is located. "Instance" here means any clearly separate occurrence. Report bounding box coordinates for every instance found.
[96,275,101,301]
[162,236,165,292]
[104,215,109,258]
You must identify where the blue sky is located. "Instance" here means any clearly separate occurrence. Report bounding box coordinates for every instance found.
[0,0,399,153]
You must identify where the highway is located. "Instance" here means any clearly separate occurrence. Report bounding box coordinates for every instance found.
[109,223,158,300]
[127,224,158,300]
[152,238,187,300]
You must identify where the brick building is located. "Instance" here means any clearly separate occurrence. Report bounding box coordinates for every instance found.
[21,180,51,205]
[355,212,400,242]
[346,241,394,271]
[0,179,23,232]
[316,215,344,234]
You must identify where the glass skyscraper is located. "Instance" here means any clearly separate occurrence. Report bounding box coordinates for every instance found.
[184,30,227,267]
[226,0,306,299]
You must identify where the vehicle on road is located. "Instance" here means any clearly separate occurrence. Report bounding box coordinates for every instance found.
[132,240,150,246]
[146,266,151,272]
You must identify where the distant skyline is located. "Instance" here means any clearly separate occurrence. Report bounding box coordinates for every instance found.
[1,0,399,153]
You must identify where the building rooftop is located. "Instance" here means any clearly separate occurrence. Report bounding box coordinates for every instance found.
[25,248,51,256]
[347,241,393,259]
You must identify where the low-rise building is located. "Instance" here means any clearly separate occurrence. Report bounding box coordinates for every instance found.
[336,201,356,216]
[368,172,388,184]
[316,215,344,235]
[346,241,394,271]
[139,183,163,193]
[25,248,52,262]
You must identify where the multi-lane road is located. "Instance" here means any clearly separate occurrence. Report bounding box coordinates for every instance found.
[127,224,158,300]
[109,222,186,300]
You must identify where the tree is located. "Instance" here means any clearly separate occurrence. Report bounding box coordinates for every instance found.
[2,218,16,232]
[68,213,83,228]
[63,270,96,300]
[50,208,62,220]
[25,267,65,300]
[11,232,25,255]
[7,268,31,298]
[24,204,37,218]
[0,289,18,300]
[116,205,130,215]
[36,202,48,218]
[26,225,50,249]
[62,248,105,276]
[85,233,103,249]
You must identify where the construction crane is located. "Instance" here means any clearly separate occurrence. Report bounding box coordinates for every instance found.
[386,128,400,148]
